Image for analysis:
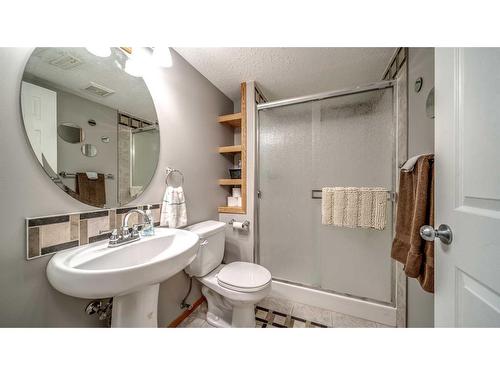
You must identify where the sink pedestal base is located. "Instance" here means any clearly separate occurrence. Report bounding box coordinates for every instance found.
[111,284,159,328]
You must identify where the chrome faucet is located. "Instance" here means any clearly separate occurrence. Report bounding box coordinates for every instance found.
[108,209,152,248]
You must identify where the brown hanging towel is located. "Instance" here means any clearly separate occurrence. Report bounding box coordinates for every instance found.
[75,173,106,208]
[391,154,434,293]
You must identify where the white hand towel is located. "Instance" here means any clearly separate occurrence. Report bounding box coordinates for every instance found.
[85,171,98,180]
[160,186,187,228]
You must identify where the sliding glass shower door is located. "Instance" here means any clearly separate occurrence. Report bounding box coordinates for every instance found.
[257,86,395,304]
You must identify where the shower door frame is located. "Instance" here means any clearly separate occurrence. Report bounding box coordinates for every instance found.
[254,79,407,325]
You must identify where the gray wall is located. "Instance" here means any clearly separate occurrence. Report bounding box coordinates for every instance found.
[0,48,234,327]
[57,89,119,207]
[406,47,435,327]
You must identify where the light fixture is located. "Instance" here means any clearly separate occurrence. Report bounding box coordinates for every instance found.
[124,57,144,77]
[85,47,111,57]
[152,47,173,68]
[122,47,173,77]
[124,47,149,77]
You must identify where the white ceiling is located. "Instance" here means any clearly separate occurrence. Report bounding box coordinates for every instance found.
[174,48,396,102]
[24,47,158,122]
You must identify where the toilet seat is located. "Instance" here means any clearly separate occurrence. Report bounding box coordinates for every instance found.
[217,262,272,293]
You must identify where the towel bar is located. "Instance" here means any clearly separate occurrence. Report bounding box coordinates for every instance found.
[166,167,184,188]
[311,189,396,202]
[59,171,114,179]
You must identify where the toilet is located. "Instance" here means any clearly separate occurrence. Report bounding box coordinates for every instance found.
[185,220,272,327]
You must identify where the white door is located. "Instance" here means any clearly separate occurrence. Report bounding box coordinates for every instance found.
[434,48,500,327]
[21,81,57,172]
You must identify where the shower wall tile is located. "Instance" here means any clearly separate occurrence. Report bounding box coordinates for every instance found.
[118,124,132,205]
[26,202,162,260]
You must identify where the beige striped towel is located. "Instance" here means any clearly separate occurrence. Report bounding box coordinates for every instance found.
[358,187,374,228]
[321,187,335,224]
[332,187,346,226]
[321,187,388,230]
[343,188,359,228]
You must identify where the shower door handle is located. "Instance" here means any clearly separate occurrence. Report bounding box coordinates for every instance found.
[257,190,262,199]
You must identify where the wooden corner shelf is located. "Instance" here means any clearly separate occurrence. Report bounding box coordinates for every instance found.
[218,206,245,214]
[218,179,242,186]
[218,145,242,154]
[217,113,242,127]
[217,82,247,214]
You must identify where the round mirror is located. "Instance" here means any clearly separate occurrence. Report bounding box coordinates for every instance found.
[20,47,160,208]
[81,144,97,157]
[58,123,84,143]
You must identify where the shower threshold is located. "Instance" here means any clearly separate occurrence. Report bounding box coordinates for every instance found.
[269,278,397,327]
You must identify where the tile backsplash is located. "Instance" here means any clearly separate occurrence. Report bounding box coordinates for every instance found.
[26,204,161,260]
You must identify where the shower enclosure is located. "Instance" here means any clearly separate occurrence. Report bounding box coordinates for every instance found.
[256,81,402,318]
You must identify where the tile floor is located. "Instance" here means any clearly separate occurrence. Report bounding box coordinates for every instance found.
[177,296,391,328]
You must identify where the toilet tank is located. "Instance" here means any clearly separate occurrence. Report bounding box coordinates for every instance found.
[184,220,226,277]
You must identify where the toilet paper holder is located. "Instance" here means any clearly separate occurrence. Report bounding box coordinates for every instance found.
[228,219,250,231]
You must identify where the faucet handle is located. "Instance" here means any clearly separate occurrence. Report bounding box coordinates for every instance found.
[131,224,140,238]
[121,226,130,239]
[108,229,120,245]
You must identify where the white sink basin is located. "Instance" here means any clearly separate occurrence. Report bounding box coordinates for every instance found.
[46,228,199,327]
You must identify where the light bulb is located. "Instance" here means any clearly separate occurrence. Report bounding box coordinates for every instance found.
[85,47,111,57]
[124,58,143,77]
[124,47,150,77]
[152,47,173,68]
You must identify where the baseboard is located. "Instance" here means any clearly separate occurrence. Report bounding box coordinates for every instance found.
[168,296,206,328]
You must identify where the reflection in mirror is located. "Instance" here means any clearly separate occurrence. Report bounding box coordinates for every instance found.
[58,123,84,143]
[20,47,160,208]
[81,144,97,157]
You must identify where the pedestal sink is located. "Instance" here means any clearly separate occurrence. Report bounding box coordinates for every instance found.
[46,228,199,327]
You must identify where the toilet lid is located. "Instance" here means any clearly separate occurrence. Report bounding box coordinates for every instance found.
[217,262,272,292]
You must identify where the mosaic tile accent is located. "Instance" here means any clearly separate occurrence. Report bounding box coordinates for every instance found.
[41,240,80,256]
[28,215,69,227]
[80,210,108,220]
[28,227,40,259]
[26,204,163,260]
[254,306,328,328]
[178,299,391,328]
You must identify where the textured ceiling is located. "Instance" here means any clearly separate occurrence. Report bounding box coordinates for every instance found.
[174,48,396,102]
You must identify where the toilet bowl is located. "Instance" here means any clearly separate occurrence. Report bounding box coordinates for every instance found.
[185,220,272,327]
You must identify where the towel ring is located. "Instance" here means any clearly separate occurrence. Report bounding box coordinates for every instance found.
[166,168,184,188]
